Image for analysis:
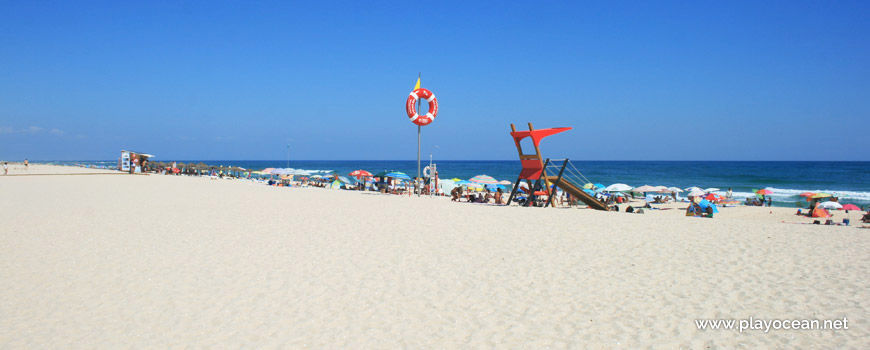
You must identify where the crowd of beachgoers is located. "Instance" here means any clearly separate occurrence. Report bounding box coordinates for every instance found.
[105,161,870,225]
[6,160,867,225]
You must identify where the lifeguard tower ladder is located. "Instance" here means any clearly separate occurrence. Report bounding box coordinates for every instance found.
[506,123,610,211]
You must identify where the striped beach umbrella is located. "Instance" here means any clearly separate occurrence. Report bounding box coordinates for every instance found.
[469,174,498,184]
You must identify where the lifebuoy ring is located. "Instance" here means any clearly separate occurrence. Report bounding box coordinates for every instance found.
[406,88,438,126]
[423,165,434,178]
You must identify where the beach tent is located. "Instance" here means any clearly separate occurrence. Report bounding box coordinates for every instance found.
[439,179,457,194]
[812,208,831,218]
[697,199,719,213]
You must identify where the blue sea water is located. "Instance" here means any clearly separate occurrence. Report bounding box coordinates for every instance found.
[49,160,870,208]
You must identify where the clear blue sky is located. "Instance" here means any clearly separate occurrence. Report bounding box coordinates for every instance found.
[1,1,868,161]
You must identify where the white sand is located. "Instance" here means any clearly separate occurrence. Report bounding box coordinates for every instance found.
[1,165,868,348]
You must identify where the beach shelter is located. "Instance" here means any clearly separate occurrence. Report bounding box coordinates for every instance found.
[697,199,719,213]
[812,208,831,218]
[329,179,344,189]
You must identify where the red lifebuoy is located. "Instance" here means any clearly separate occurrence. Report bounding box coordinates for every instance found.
[405,88,438,126]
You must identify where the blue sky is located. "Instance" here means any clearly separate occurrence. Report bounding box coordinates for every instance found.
[1,1,868,161]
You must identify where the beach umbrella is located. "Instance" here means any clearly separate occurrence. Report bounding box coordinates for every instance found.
[798,192,815,197]
[810,193,832,199]
[605,183,632,192]
[450,178,462,181]
[582,189,595,196]
[667,187,683,193]
[583,183,594,189]
[470,174,499,184]
[817,201,843,210]
[839,204,861,211]
[592,183,606,191]
[385,172,411,180]
[688,189,705,197]
[349,169,372,178]
[311,174,322,179]
[653,186,671,193]
[498,180,513,185]
[704,188,720,192]
[685,186,703,192]
[454,180,471,185]
[756,189,773,195]
[705,193,724,201]
[633,185,660,192]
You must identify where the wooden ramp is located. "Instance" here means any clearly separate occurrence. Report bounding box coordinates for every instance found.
[545,176,611,211]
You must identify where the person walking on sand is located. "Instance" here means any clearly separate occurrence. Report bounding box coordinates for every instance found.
[3,162,7,175]
[24,159,28,170]
[726,188,732,199]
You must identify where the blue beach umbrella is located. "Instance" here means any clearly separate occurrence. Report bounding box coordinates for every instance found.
[583,189,595,196]
[593,183,606,191]
[385,172,411,180]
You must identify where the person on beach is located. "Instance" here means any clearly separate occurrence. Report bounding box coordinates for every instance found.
[494,188,503,205]
[726,188,732,199]
[767,197,772,207]
[3,162,7,175]
[24,159,28,170]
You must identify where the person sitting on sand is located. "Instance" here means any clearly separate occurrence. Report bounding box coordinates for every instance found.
[625,205,634,213]
[450,187,461,201]
[704,206,714,218]
[494,188,503,205]
[862,210,870,223]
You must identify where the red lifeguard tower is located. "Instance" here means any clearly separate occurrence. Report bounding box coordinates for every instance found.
[506,123,610,210]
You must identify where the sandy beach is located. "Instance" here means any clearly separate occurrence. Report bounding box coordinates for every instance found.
[1,165,867,348]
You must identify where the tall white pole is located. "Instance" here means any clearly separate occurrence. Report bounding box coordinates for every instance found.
[416,72,422,197]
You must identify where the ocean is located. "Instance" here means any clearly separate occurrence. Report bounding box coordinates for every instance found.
[49,160,870,208]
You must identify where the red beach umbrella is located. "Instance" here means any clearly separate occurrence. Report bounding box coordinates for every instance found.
[705,193,724,201]
[349,170,373,180]
[839,204,861,211]
[799,192,815,197]
[755,189,773,195]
